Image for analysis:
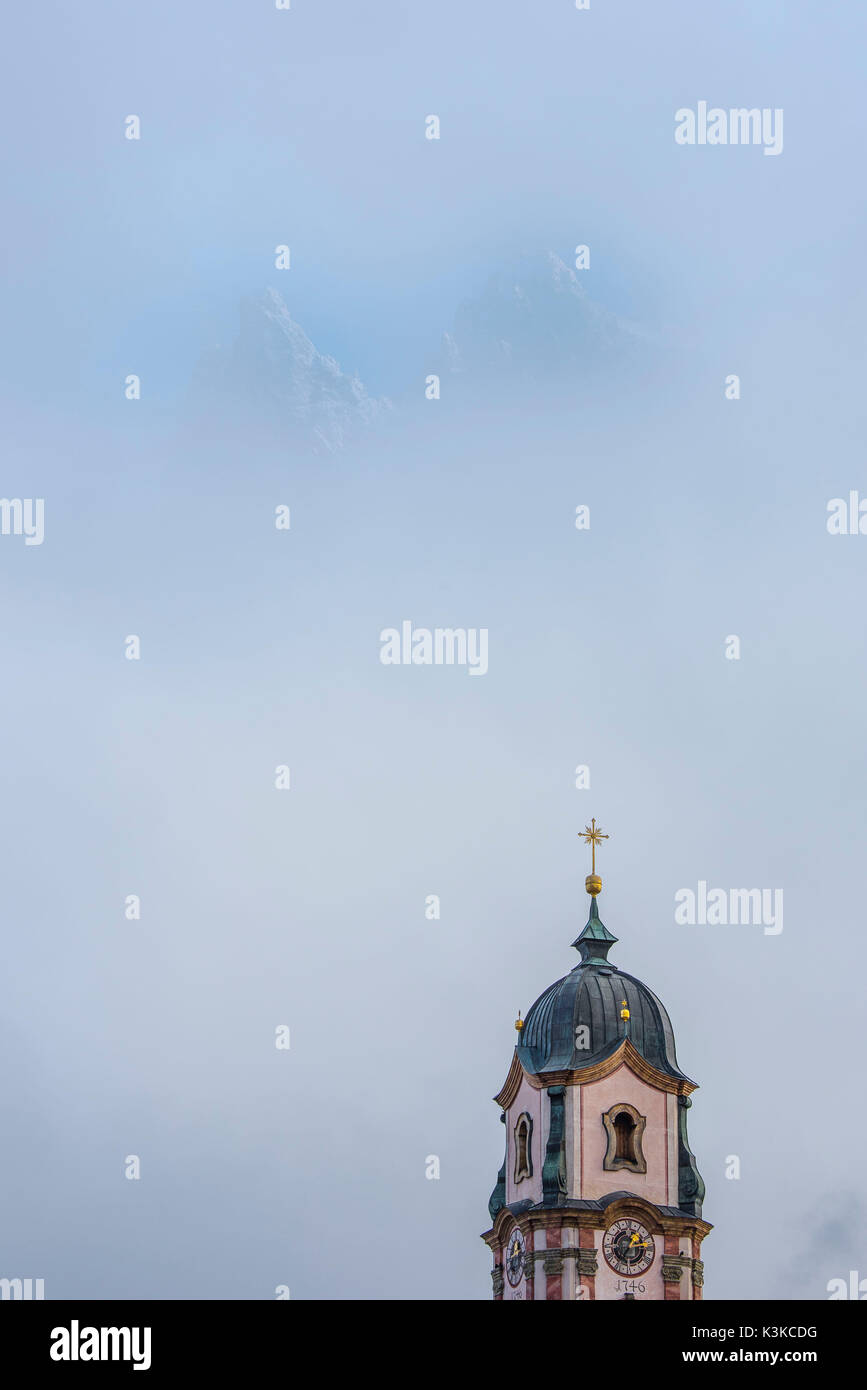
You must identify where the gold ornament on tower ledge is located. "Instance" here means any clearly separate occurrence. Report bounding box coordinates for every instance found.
[579,817,609,896]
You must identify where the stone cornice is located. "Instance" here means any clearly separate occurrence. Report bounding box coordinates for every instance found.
[482,1197,712,1249]
[661,1254,705,1286]
[538,1040,698,1096]
[493,1041,697,1110]
[493,1050,525,1110]
[526,1247,599,1275]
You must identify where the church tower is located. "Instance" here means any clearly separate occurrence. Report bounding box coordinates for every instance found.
[482,821,711,1300]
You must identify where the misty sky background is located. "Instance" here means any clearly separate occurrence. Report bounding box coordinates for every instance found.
[1,0,865,1299]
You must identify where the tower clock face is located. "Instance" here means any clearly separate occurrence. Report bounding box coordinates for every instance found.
[602,1219,655,1276]
[505,1228,526,1285]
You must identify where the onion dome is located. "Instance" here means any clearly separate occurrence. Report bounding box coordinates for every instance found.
[515,896,693,1084]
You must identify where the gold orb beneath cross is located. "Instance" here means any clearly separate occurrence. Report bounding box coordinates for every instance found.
[585,873,602,896]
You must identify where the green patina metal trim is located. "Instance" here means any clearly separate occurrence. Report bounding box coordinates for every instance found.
[488,1112,507,1220]
[677,1094,706,1218]
[542,1085,568,1204]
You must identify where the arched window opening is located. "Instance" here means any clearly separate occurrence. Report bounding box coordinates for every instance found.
[614,1110,637,1164]
[602,1102,647,1174]
[513,1112,533,1183]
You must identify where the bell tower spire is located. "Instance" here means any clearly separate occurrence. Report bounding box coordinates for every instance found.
[482,821,711,1301]
[572,817,618,963]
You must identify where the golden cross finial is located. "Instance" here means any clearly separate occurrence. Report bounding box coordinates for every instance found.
[579,818,609,875]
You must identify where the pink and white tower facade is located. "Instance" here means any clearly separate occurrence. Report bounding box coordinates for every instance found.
[481,824,710,1301]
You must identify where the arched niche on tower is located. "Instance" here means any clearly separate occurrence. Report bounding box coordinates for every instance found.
[601,1101,647,1174]
[513,1111,534,1184]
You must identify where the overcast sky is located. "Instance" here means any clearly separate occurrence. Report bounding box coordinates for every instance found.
[1,0,865,1300]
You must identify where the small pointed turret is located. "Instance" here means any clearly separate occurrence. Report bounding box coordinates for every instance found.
[571,894,619,965]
